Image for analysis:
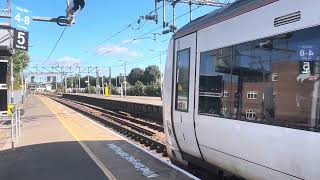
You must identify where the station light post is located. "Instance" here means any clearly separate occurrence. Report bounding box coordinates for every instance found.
[78,66,81,93]
[119,60,127,98]
[149,49,164,99]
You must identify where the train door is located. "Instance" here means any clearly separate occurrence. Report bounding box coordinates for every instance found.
[173,33,202,159]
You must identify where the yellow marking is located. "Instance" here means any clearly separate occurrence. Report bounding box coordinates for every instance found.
[40,96,117,180]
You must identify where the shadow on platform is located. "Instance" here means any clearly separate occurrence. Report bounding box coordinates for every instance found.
[0,140,178,180]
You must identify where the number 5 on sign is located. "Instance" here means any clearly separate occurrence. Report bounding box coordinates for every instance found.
[13,30,29,51]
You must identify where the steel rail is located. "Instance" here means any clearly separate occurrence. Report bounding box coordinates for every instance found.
[49,96,167,156]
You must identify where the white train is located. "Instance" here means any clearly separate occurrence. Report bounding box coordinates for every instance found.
[163,0,320,179]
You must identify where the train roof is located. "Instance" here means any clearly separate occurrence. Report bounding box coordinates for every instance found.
[175,0,278,39]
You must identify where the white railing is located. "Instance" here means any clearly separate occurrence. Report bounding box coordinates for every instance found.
[0,106,22,149]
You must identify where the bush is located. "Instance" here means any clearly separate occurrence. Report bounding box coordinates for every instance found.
[131,81,145,96]
[145,82,161,97]
[84,86,96,94]
[110,85,120,95]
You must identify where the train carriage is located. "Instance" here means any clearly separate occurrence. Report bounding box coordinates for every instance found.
[163,0,320,179]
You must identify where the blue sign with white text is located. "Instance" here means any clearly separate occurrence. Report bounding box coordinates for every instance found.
[11,1,32,30]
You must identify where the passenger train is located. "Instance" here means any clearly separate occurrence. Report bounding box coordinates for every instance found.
[163,0,320,179]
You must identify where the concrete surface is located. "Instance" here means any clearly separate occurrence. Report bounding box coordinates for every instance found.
[70,93,162,106]
[0,95,195,180]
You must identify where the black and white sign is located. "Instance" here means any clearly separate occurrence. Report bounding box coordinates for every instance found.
[300,61,314,74]
[13,30,29,51]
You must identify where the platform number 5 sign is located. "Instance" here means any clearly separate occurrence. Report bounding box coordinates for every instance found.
[13,30,29,51]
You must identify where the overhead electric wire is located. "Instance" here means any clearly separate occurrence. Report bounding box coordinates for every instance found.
[102,5,203,56]
[99,24,133,44]
[42,26,67,65]
[97,2,168,46]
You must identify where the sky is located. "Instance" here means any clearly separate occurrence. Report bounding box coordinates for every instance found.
[1,0,221,79]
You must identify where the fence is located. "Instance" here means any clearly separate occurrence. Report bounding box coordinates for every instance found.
[0,106,22,149]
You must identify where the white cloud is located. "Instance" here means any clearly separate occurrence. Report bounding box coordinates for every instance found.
[95,45,141,57]
[49,56,81,66]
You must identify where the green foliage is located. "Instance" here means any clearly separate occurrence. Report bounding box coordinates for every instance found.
[2,50,30,89]
[143,65,160,85]
[10,50,30,73]
[145,82,161,97]
[128,81,145,96]
[110,85,120,95]
[84,86,96,94]
[128,68,144,85]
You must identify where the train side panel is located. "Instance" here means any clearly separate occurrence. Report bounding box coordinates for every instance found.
[193,0,320,179]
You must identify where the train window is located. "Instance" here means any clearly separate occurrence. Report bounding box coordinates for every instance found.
[198,48,232,117]
[198,26,320,131]
[175,48,190,112]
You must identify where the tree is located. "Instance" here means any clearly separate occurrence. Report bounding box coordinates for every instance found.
[131,81,145,96]
[143,65,160,85]
[8,50,30,74]
[2,50,30,89]
[128,68,144,85]
[145,81,161,97]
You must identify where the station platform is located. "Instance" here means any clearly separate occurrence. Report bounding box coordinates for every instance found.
[67,93,162,106]
[63,93,163,122]
[0,95,195,180]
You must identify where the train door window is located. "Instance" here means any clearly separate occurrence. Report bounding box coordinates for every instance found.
[198,48,232,117]
[175,48,190,111]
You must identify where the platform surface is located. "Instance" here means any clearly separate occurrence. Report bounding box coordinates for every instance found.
[67,93,162,106]
[0,95,194,180]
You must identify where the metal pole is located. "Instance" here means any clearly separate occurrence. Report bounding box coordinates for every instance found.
[64,76,67,93]
[96,67,100,95]
[24,75,27,98]
[124,62,127,98]
[11,113,14,148]
[61,67,63,93]
[155,0,158,24]
[55,76,58,91]
[189,0,192,22]
[87,75,90,93]
[163,0,166,28]
[20,69,24,104]
[18,108,21,137]
[10,57,14,104]
[108,67,111,86]
[15,107,18,143]
[102,75,105,95]
[172,3,176,28]
[78,66,81,93]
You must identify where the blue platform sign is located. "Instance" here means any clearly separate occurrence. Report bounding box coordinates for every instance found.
[11,1,31,30]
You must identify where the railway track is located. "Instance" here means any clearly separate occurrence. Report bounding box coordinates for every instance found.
[49,96,167,156]
[63,98,164,132]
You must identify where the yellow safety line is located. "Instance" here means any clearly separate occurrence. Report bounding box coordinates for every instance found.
[40,96,117,180]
